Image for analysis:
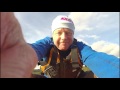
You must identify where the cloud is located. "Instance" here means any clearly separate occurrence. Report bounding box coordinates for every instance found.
[68,12,119,45]
[68,12,95,31]
[14,12,52,43]
[79,35,99,40]
[14,12,119,46]
[68,12,119,32]
[91,40,119,58]
[76,38,88,45]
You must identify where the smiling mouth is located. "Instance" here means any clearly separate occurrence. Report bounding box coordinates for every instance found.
[61,42,67,44]
[60,42,68,43]
[59,42,69,45]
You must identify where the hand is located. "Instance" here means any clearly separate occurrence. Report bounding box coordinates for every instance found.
[1,12,38,78]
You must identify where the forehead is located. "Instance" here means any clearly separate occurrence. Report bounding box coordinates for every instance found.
[54,28,73,32]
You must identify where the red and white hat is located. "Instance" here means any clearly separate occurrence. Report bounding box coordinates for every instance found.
[51,15,75,33]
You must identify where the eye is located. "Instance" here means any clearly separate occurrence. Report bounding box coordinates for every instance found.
[56,32,62,35]
[65,32,72,35]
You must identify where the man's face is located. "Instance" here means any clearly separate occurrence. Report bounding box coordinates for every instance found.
[52,28,74,51]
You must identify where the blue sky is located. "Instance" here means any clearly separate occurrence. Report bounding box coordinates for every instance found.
[14,12,119,59]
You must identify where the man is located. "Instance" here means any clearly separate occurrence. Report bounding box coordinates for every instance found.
[1,12,119,78]
[30,15,119,78]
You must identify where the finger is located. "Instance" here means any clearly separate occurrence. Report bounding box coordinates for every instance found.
[1,12,25,50]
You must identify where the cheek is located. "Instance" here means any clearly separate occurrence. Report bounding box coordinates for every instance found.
[53,36,59,46]
[69,36,74,44]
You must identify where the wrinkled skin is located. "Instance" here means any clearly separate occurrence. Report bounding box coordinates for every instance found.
[52,28,74,51]
[1,12,38,78]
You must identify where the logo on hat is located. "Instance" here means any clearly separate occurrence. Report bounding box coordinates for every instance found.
[61,17,73,23]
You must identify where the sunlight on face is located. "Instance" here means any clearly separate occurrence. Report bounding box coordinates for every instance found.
[52,28,74,51]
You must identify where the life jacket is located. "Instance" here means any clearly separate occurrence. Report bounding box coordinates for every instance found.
[39,38,83,78]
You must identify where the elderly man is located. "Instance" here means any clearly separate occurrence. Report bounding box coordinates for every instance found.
[1,13,119,78]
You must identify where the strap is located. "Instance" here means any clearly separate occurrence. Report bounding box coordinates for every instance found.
[40,47,54,73]
[71,38,83,68]
[50,46,59,65]
[71,48,83,68]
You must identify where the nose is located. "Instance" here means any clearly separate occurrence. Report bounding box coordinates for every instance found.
[61,32,67,39]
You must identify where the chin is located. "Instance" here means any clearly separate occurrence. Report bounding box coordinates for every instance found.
[59,48,68,51]
[61,49,67,51]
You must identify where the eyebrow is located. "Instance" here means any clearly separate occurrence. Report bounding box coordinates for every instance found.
[56,28,72,31]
